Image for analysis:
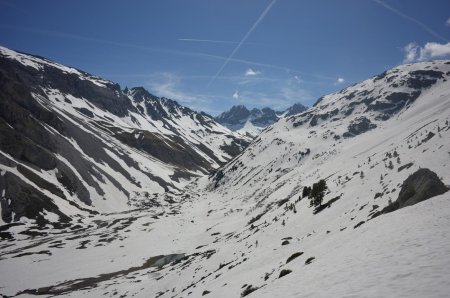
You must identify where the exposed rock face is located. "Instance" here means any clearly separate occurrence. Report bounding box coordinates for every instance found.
[343,117,377,138]
[372,168,449,217]
[406,70,444,89]
[215,105,251,127]
[250,107,278,127]
[0,172,69,226]
[308,108,339,127]
[368,91,421,120]
[284,103,307,117]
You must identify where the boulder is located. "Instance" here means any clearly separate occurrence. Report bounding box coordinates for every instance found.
[372,168,448,218]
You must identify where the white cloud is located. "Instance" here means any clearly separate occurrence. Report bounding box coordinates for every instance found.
[420,42,450,59]
[147,73,189,101]
[335,77,345,84]
[446,18,450,26]
[146,72,216,113]
[403,42,419,63]
[232,90,240,100]
[245,68,261,76]
[403,41,450,63]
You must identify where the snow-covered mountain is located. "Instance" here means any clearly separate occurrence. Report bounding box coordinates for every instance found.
[1,50,450,298]
[215,103,307,136]
[283,102,309,117]
[0,46,250,226]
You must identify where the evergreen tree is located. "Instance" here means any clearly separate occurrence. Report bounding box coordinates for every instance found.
[388,160,394,170]
[309,179,327,207]
[302,186,311,198]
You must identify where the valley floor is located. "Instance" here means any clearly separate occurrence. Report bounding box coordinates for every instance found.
[1,179,450,298]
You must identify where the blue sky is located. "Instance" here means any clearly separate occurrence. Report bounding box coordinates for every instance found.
[1,0,450,115]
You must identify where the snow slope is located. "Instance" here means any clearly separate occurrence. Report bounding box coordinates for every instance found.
[0,56,449,298]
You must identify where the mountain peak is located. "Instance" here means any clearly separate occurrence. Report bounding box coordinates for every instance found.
[128,86,158,101]
[284,103,308,117]
[230,104,250,114]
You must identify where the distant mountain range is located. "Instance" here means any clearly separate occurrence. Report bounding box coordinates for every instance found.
[215,103,308,136]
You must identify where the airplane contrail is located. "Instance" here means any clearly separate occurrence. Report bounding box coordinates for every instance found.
[0,24,209,58]
[178,38,240,44]
[178,38,259,45]
[207,0,277,87]
[2,23,333,81]
[372,0,448,42]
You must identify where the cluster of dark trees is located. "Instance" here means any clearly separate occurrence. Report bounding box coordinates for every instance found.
[302,179,328,207]
[284,202,297,213]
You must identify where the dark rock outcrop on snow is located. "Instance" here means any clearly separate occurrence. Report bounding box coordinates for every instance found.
[284,103,307,117]
[343,117,377,138]
[215,105,251,126]
[372,168,448,218]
